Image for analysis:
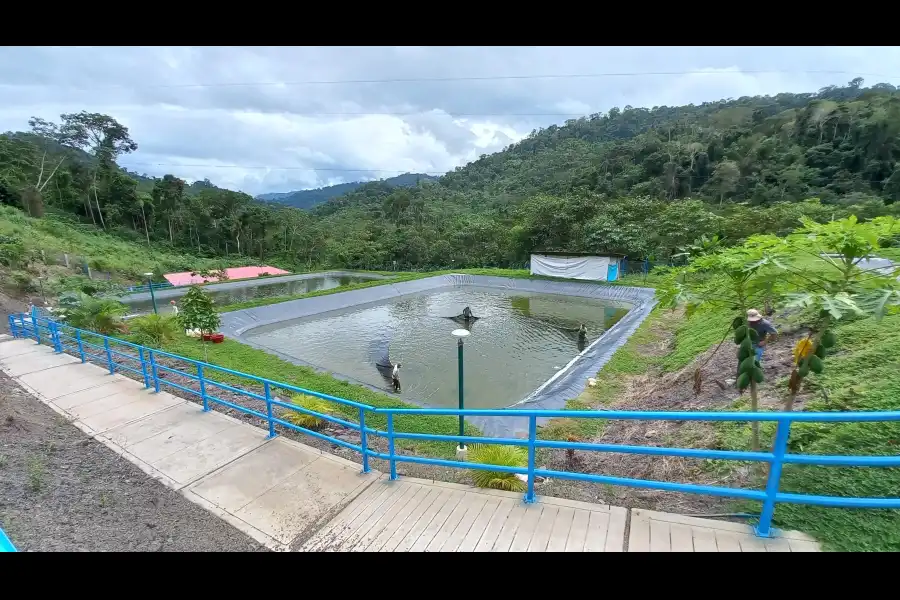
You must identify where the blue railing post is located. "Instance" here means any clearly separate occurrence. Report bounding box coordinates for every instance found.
[75,330,85,362]
[139,348,150,387]
[198,364,209,411]
[149,350,160,392]
[103,338,114,374]
[525,414,537,504]
[33,316,41,346]
[264,382,275,437]
[359,407,370,474]
[756,419,792,538]
[49,321,62,353]
[387,413,397,480]
[19,315,28,340]
[7,315,15,337]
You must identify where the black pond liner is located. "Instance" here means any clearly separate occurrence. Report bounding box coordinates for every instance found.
[219,274,657,438]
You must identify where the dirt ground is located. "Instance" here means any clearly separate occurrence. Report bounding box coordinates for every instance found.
[0,369,268,552]
[0,290,27,334]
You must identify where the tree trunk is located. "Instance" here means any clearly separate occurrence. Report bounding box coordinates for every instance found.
[140,204,151,247]
[749,380,760,452]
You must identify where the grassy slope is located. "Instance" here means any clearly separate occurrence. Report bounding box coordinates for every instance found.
[0,207,256,282]
[579,299,900,551]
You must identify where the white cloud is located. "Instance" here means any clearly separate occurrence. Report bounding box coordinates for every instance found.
[1,46,897,196]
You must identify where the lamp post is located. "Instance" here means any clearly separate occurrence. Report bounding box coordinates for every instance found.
[452,328,470,460]
[144,272,158,315]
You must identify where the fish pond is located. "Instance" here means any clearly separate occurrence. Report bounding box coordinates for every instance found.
[244,286,630,409]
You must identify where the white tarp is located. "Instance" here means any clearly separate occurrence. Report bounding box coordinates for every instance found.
[530,254,610,281]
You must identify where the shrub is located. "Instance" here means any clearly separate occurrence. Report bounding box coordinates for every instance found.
[58,294,127,335]
[11,271,36,293]
[178,286,221,335]
[468,444,528,492]
[129,314,180,347]
[282,394,333,430]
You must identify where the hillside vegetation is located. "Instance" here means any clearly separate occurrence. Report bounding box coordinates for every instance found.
[256,173,438,209]
[1,79,899,275]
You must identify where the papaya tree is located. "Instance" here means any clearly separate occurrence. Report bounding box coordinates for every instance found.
[658,235,785,451]
[775,215,900,411]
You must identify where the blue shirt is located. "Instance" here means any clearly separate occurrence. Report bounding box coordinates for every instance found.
[749,319,777,347]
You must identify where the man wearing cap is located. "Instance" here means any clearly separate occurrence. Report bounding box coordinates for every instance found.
[747,309,777,362]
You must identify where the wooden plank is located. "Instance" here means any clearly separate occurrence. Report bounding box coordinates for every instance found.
[393,489,454,552]
[526,505,559,552]
[692,529,718,552]
[341,482,414,550]
[365,485,430,552]
[788,539,820,552]
[508,504,544,552]
[304,481,395,551]
[604,508,626,552]
[545,507,575,552]
[350,483,419,551]
[763,537,792,552]
[738,535,767,552]
[714,532,743,552]
[564,509,591,551]
[649,519,671,552]
[441,496,490,552]
[472,499,515,552]
[583,510,612,552]
[409,490,464,551]
[628,515,650,552]
[425,493,479,552]
[379,488,442,552]
[490,504,527,552]
[669,524,695,552]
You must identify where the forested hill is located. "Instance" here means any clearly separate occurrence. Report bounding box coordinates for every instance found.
[1,80,899,274]
[256,172,438,209]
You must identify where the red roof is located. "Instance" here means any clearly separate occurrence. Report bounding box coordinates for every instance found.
[164,266,290,286]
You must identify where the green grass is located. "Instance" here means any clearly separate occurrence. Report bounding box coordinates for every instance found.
[149,334,479,458]
[659,305,735,372]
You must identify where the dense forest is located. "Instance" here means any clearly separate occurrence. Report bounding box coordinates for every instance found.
[1,78,899,275]
[256,173,438,209]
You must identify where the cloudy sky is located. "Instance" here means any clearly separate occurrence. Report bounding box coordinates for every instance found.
[2,46,898,196]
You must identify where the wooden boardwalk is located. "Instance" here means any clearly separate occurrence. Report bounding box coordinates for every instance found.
[1,337,822,552]
[302,477,627,552]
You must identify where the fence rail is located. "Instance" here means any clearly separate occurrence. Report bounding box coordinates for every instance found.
[124,282,174,293]
[7,307,900,549]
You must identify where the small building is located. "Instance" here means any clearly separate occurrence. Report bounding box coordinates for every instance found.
[529,251,626,282]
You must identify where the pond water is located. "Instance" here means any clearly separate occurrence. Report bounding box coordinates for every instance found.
[244,286,630,409]
[124,274,377,315]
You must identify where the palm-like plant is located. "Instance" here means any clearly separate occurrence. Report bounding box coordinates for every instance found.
[282,394,333,430]
[57,293,128,335]
[468,444,528,492]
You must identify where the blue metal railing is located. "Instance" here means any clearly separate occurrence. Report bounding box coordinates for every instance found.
[0,527,15,552]
[125,282,174,293]
[8,309,900,544]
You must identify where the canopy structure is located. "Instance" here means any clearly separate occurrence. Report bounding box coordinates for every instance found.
[530,252,625,282]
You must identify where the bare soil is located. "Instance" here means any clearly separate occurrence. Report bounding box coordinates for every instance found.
[0,369,268,552]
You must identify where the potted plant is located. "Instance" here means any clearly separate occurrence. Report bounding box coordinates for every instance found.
[177,286,221,342]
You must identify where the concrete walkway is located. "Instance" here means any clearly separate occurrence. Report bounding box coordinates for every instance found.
[0,337,821,552]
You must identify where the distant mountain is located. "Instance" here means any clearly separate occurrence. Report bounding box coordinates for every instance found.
[256,172,438,209]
